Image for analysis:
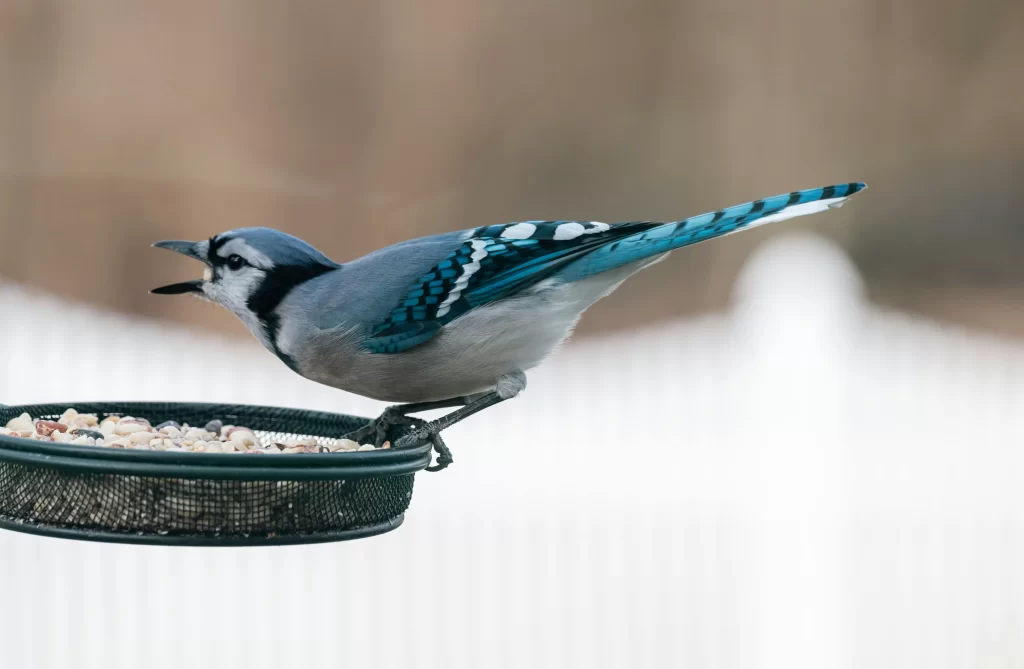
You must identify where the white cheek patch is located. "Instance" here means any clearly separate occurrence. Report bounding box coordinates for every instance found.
[208,268,261,307]
[501,223,537,239]
[584,222,610,234]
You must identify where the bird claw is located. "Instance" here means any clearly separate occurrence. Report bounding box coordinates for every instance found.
[423,430,453,472]
[343,405,427,448]
[343,406,452,470]
[370,406,451,469]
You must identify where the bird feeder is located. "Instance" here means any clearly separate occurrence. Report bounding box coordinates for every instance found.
[0,402,430,546]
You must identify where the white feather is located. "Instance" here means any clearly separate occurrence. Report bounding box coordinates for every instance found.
[201,266,268,345]
[501,223,537,239]
[553,223,586,240]
[436,239,489,317]
[734,196,849,232]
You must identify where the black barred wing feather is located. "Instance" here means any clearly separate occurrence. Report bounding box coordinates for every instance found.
[363,221,656,353]
[363,182,868,353]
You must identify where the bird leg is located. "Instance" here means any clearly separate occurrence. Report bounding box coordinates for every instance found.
[386,391,506,471]
[395,371,527,471]
[342,397,470,449]
[344,371,526,471]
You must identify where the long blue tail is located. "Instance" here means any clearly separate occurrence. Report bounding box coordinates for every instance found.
[556,182,866,283]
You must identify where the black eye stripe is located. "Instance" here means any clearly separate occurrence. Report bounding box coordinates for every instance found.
[208,235,227,259]
[210,250,248,270]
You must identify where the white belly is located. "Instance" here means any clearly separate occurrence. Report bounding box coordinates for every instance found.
[300,292,576,401]
[294,257,661,402]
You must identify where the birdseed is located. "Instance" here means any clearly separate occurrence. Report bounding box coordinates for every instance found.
[1,408,384,454]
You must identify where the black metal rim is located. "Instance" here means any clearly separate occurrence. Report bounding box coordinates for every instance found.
[0,514,405,546]
[0,402,432,481]
[0,446,432,480]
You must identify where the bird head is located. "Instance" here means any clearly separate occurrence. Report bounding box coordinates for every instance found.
[152,228,340,325]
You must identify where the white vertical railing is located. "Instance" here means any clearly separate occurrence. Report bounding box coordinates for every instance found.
[729,233,863,669]
[1,232,1024,667]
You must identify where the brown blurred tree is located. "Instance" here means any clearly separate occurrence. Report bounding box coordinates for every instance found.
[1,0,1022,338]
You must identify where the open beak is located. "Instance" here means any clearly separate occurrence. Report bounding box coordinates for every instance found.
[150,280,204,295]
[151,240,209,296]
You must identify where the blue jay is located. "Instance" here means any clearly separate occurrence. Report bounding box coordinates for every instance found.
[153,182,866,468]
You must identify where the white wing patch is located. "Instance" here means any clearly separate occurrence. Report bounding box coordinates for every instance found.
[436,239,490,318]
[553,223,586,240]
[552,221,610,240]
[501,223,538,239]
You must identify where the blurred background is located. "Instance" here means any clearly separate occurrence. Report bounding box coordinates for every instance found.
[1,0,1023,667]
[2,0,1022,337]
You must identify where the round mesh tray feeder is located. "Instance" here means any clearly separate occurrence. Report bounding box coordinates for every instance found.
[0,403,432,546]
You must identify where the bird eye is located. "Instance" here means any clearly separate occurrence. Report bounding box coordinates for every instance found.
[226,254,246,271]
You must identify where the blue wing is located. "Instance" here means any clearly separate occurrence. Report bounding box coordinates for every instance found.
[364,182,866,353]
[363,221,659,353]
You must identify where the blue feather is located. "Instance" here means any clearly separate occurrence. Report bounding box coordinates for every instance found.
[364,182,866,353]
[556,182,866,283]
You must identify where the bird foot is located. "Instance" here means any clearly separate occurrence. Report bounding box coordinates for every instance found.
[343,381,523,470]
[343,406,453,470]
[343,405,428,448]
[423,430,453,472]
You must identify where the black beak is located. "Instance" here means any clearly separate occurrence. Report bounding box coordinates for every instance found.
[150,280,204,295]
[151,240,208,296]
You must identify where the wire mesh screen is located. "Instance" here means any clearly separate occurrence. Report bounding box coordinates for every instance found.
[0,463,414,538]
[0,403,422,544]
